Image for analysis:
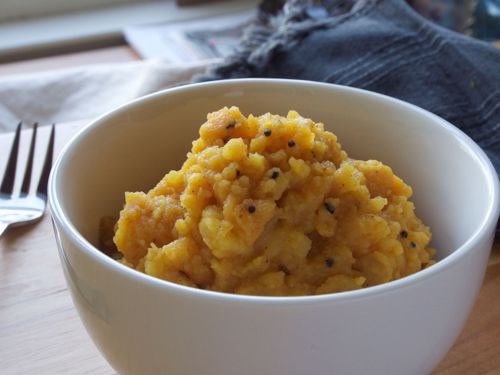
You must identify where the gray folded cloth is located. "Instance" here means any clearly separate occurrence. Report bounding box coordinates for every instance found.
[196,0,500,176]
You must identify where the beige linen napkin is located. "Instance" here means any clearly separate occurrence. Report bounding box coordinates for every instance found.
[0,58,215,133]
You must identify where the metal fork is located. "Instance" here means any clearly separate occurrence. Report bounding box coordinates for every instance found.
[0,122,55,237]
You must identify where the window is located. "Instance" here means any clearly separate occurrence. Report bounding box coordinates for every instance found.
[0,0,256,61]
[0,0,152,23]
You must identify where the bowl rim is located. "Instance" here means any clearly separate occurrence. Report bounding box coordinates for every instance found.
[48,78,500,305]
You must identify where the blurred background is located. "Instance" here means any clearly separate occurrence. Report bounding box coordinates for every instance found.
[0,0,498,65]
[407,0,500,38]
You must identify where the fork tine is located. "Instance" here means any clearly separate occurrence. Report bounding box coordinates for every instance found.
[0,122,22,195]
[20,123,38,196]
[36,124,55,198]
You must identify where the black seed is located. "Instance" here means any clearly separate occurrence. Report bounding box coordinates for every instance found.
[248,205,256,214]
[236,170,241,177]
[324,202,335,214]
[400,230,408,238]
[410,241,417,248]
[226,121,236,129]
[288,140,296,147]
[325,258,334,268]
[271,170,280,179]
[264,128,272,137]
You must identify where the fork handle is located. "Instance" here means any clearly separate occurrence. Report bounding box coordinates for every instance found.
[0,222,9,238]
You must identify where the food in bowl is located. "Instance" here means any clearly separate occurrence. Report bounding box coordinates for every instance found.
[51,80,499,375]
[107,106,436,296]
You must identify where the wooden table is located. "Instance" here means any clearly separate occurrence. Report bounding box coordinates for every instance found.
[0,122,499,374]
[0,46,139,76]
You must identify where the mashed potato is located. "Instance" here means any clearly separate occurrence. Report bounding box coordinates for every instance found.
[112,107,436,296]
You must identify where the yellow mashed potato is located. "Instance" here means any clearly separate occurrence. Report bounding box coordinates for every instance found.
[112,107,436,296]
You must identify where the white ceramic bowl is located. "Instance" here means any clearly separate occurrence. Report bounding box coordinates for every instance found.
[49,79,499,375]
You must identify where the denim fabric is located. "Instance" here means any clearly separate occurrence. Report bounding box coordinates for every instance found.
[196,0,500,175]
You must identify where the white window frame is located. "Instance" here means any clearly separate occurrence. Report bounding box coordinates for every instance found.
[0,0,257,62]
[0,0,154,23]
